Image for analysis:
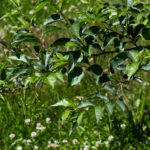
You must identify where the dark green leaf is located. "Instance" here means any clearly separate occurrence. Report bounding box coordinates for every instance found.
[44,14,63,25]
[88,64,103,84]
[95,105,103,123]
[42,26,61,35]
[142,27,150,40]
[126,61,140,79]
[52,38,70,46]
[68,67,84,86]
[116,99,126,112]
[77,101,95,109]
[103,84,116,95]
[89,92,108,100]
[11,35,41,45]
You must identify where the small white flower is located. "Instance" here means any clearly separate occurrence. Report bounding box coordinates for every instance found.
[44,6,48,10]
[54,140,59,144]
[25,119,31,125]
[31,132,37,138]
[120,124,126,130]
[72,139,78,145]
[83,145,89,150]
[9,133,15,140]
[34,145,38,149]
[17,146,22,150]
[108,135,114,142]
[46,117,51,124]
[29,10,34,15]
[36,123,46,131]
[95,141,101,147]
[104,141,109,147]
[26,139,32,145]
[142,125,147,131]
[62,139,68,143]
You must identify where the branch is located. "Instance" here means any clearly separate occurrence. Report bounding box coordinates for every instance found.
[90,47,136,57]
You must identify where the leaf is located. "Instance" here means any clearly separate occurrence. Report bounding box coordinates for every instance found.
[95,105,103,123]
[142,27,150,40]
[69,51,83,72]
[0,40,7,47]
[77,112,85,125]
[116,100,126,112]
[11,35,41,45]
[51,99,74,107]
[9,54,30,65]
[103,84,116,95]
[77,101,95,109]
[111,52,127,71]
[10,68,29,81]
[44,14,63,25]
[47,74,56,88]
[99,73,111,83]
[17,16,29,29]
[68,67,84,86]
[0,10,19,20]
[141,63,150,71]
[126,61,140,80]
[62,109,72,121]
[70,21,80,38]
[52,38,70,47]
[104,32,117,48]
[34,1,49,15]
[89,92,108,101]
[42,26,61,35]
[0,94,5,102]
[106,102,115,115]
[88,64,103,84]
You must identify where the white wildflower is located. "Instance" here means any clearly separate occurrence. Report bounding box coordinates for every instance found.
[26,139,32,145]
[62,139,68,143]
[29,10,34,15]
[25,119,31,125]
[120,124,126,130]
[31,132,37,138]
[34,145,38,149]
[46,117,51,124]
[44,6,48,10]
[104,141,109,147]
[83,145,89,150]
[36,123,46,131]
[17,146,22,150]
[95,141,101,147]
[72,139,78,145]
[9,133,15,140]
[108,135,114,142]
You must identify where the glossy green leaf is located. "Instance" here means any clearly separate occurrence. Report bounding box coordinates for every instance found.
[70,21,80,38]
[34,1,50,15]
[51,99,74,107]
[106,102,115,115]
[42,26,61,35]
[77,101,95,109]
[77,112,85,125]
[126,61,140,80]
[9,54,30,65]
[62,109,72,121]
[44,14,63,25]
[89,92,108,101]
[88,64,103,84]
[116,99,126,112]
[68,67,84,86]
[11,35,41,45]
[95,105,103,123]
[103,84,116,95]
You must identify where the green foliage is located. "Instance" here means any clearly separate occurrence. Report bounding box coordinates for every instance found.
[0,0,150,149]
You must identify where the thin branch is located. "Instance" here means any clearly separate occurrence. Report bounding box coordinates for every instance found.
[90,47,136,57]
